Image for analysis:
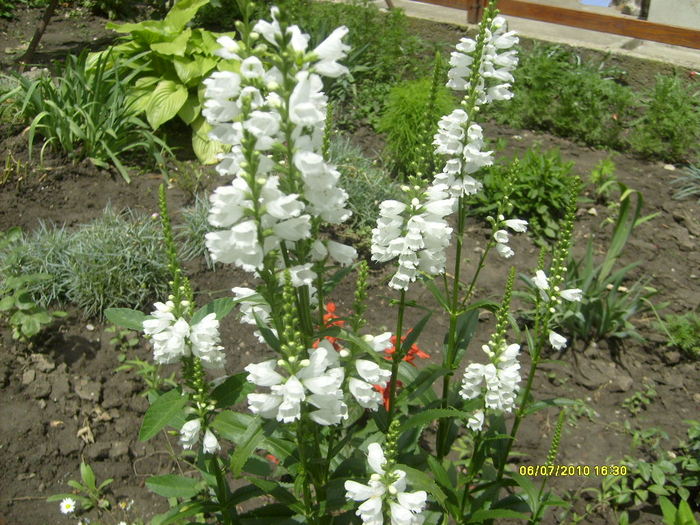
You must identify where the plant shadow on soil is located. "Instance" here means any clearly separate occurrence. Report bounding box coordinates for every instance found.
[0,6,699,525]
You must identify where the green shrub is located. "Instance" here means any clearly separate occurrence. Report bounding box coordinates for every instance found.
[659,312,700,360]
[629,75,700,163]
[489,44,634,148]
[0,50,170,182]
[377,67,455,180]
[470,146,574,242]
[0,209,207,318]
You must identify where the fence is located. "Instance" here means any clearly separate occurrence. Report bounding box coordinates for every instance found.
[410,0,700,50]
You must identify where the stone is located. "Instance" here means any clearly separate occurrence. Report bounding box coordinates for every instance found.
[56,425,81,456]
[51,373,71,402]
[30,354,55,373]
[663,350,681,365]
[109,441,130,459]
[74,377,102,402]
[611,374,634,392]
[85,443,111,461]
[28,373,51,399]
[21,369,35,385]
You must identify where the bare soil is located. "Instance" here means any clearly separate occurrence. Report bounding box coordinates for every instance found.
[0,6,698,525]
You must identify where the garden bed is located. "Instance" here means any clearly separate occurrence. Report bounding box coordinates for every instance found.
[0,3,699,525]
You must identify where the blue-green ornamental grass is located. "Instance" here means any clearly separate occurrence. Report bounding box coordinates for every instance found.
[0,208,208,319]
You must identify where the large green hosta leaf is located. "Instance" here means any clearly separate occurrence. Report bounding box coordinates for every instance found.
[192,116,226,164]
[146,80,188,129]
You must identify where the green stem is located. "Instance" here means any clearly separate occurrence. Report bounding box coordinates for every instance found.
[387,290,407,426]
[458,431,483,519]
[436,196,465,459]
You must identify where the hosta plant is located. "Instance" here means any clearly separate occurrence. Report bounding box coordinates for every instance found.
[92,0,237,164]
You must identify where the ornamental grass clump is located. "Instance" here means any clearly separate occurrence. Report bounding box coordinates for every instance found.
[100,3,588,523]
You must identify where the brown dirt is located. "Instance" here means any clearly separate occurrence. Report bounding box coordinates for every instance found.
[0,8,699,525]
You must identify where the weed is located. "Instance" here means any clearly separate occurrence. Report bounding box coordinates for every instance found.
[47,461,112,513]
[622,382,657,416]
[470,146,574,242]
[629,75,700,163]
[588,156,618,203]
[167,160,214,203]
[656,312,700,360]
[0,50,170,183]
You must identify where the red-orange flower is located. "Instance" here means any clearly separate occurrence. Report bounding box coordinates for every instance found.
[384,331,430,366]
[313,302,345,351]
[373,379,403,411]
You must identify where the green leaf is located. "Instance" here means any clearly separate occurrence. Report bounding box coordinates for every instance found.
[151,29,191,57]
[0,296,15,311]
[146,80,188,130]
[192,116,226,164]
[191,297,236,324]
[163,0,210,32]
[173,55,217,86]
[104,307,148,331]
[400,464,447,506]
[244,478,305,514]
[177,93,201,125]
[80,462,96,490]
[146,475,201,498]
[230,418,263,476]
[139,389,189,441]
[211,373,253,409]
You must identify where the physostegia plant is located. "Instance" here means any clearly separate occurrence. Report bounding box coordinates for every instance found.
[99,2,584,524]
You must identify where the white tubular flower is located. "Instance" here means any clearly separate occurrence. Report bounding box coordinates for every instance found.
[345,444,427,525]
[190,313,226,369]
[203,429,220,454]
[180,419,201,450]
[460,342,521,415]
[143,302,192,365]
[560,288,583,302]
[327,240,357,266]
[494,230,509,244]
[363,332,394,353]
[496,242,514,259]
[245,343,347,425]
[549,331,568,351]
[371,190,455,290]
[447,15,518,105]
[467,410,485,432]
[504,218,528,232]
[289,71,326,126]
[214,35,241,60]
[312,26,351,77]
[348,378,384,410]
[533,270,550,291]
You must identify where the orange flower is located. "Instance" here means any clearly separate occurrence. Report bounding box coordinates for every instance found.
[373,379,403,411]
[313,302,346,351]
[384,331,430,366]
